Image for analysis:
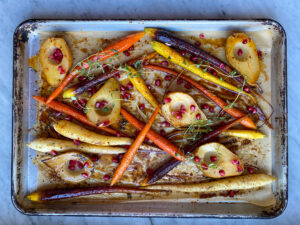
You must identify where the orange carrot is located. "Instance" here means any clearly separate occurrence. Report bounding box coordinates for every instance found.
[120,108,185,161]
[111,107,160,185]
[46,32,146,104]
[33,96,126,136]
[144,64,256,129]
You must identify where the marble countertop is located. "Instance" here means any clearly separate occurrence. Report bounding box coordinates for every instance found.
[1,0,297,224]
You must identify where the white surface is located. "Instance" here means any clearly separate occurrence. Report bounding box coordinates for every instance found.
[0,0,297,224]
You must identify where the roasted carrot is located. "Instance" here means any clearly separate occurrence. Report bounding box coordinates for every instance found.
[46,32,146,104]
[150,41,255,101]
[27,186,158,202]
[126,65,160,110]
[33,96,125,137]
[144,64,256,129]
[121,108,185,161]
[143,116,247,185]
[111,107,160,186]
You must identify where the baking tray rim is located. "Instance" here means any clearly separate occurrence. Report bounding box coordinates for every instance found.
[11,18,288,218]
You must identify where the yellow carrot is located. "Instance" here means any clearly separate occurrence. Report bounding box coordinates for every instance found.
[126,65,160,110]
[222,129,266,139]
[151,41,254,100]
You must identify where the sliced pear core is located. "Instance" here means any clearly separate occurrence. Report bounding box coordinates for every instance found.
[43,151,94,183]
[39,37,72,86]
[194,142,244,178]
[161,92,206,127]
[225,33,260,85]
[86,78,121,126]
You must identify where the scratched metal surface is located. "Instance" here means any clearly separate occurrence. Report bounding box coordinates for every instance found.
[12,20,287,218]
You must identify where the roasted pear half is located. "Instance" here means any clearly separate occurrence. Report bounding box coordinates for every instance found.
[225,33,260,85]
[86,78,121,126]
[39,37,72,86]
[194,142,244,178]
[161,92,206,127]
[43,151,94,183]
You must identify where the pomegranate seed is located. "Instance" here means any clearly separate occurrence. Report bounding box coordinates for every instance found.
[128,46,134,51]
[252,108,257,114]
[199,34,205,39]
[79,99,87,107]
[190,55,198,62]
[219,169,225,176]
[190,105,196,112]
[209,106,214,113]
[65,115,72,121]
[257,50,262,58]
[69,160,77,166]
[247,106,254,112]
[50,48,63,64]
[81,173,89,178]
[177,78,183,85]
[58,66,65,74]
[99,100,108,108]
[201,163,208,170]
[146,168,153,175]
[229,190,235,197]
[91,155,99,162]
[210,155,217,162]
[161,121,171,127]
[139,103,145,110]
[184,83,192,89]
[147,85,152,90]
[171,111,176,116]
[145,137,150,142]
[116,131,121,137]
[120,85,126,91]
[161,61,169,66]
[212,70,217,76]
[243,86,250,92]
[176,113,183,120]
[124,145,130,150]
[123,50,130,57]
[83,161,89,168]
[194,156,200,163]
[95,101,101,108]
[242,39,248,44]
[77,161,84,169]
[73,139,80,145]
[115,72,120,79]
[103,174,110,181]
[165,75,172,81]
[164,97,172,103]
[219,63,225,69]
[118,153,125,160]
[237,165,243,172]
[195,41,201,46]
[180,50,187,56]
[196,113,201,120]
[231,159,239,165]
[180,105,186,114]
[126,83,133,90]
[155,79,161,87]
[160,130,166,136]
[78,76,87,82]
[247,167,254,174]
[112,156,119,163]
[237,49,243,56]
[123,92,131,100]
[68,165,75,171]
[50,150,57,156]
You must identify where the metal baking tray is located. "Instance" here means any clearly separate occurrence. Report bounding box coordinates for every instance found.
[12,19,287,218]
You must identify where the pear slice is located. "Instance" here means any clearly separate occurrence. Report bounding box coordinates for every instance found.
[86,78,121,126]
[194,142,244,178]
[43,151,94,183]
[225,33,260,85]
[39,37,72,86]
[161,92,206,127]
